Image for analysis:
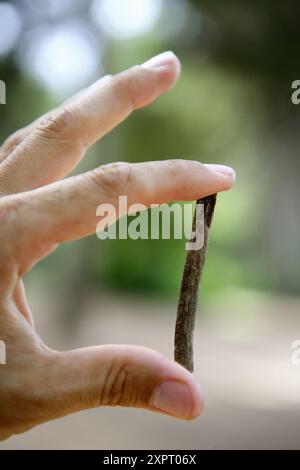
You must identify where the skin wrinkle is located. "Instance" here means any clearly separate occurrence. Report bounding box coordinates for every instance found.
[98,356,118,407]
[109,365,128,407]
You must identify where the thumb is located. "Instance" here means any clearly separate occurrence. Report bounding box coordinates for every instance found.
[45,345,203,421]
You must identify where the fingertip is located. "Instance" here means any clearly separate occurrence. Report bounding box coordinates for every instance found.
[142,51,181,88]
[205,163,236,180]
[158,51,182,85]
[205,163,236,191]
[189,381,205,420]
[142,51,181,72]
[150,371,204,420]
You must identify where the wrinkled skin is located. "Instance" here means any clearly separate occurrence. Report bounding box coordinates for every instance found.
[0,52,235,440]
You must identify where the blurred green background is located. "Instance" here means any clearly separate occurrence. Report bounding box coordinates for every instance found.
[1,0,300,450]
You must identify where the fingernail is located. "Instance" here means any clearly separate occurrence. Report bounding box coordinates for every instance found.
[151,381,193,419]
[142,51,180,71]
[206,164,236,180]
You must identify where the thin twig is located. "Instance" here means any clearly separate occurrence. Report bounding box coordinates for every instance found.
[174,194,217,372]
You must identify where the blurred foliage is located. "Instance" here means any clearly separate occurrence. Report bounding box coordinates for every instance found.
[0,0,299,310]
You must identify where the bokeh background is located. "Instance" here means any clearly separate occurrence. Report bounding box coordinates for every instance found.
[0,0,300,450]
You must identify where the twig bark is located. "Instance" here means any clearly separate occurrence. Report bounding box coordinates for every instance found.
[174,194,217,372]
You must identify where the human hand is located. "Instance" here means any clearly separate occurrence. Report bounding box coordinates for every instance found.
[0,52,235,440]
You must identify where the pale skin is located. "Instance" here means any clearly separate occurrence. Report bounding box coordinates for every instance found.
[0,51,235,441]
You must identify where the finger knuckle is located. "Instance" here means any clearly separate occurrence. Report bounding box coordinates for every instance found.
[2,129,26,154]
[166,158,187,173]
[89,162,133,199]
[35,105,86,153]
[98,360,135,407]
[109,66,141,111]
[36,106,77,141]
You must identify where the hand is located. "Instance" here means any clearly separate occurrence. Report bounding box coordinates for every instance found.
[0,51,235,440]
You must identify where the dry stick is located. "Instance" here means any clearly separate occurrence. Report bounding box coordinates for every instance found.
[174,194,217,372]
